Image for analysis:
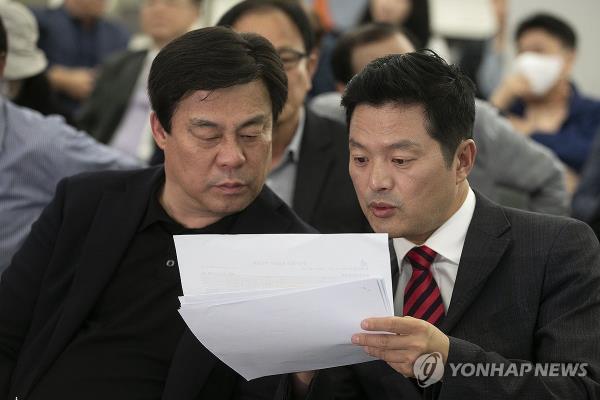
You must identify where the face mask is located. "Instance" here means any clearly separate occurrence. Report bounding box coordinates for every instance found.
[513,52,564,96]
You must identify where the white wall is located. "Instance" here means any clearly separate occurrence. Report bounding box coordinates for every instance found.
[507,0,600,98]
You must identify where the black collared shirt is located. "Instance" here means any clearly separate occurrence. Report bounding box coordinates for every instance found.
[30,180,239,400]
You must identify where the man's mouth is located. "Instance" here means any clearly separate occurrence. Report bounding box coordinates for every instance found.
[368,202,397,218]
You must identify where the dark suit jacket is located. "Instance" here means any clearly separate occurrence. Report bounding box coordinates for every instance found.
[292,192,600,399]
[292,110,369,234]
[152,110,370,233]
[0,166,315,400]
[76,49,147,144]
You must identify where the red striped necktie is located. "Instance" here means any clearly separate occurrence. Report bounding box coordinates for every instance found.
[403,246,445,327]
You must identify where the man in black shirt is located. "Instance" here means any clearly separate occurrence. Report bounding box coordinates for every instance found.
[0,27,313,400]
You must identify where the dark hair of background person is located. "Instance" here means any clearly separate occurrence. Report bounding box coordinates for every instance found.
[148,26,288,133]
[515,13,577,49]
[217,0,316,54]
[0,16,6,56]
[331,22,418,85]
[342,50,476,166]
[360,0,429,50]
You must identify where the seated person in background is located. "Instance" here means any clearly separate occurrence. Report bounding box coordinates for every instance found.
[0,15,139,275]
[289,50,600,400]
[32,0,130,120]
[572,126,600,222]
[0,1,68,119]
[0,26,314,399]
[77,0,202,163]
[358,0,450,61]
[217,0,370,233]
[310,23,569,216]
[491,13,600,190]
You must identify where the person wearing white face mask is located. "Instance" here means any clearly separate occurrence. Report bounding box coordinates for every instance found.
[491,13,600,192]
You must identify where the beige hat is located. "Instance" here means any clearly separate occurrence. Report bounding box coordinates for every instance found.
[0,0,48,80]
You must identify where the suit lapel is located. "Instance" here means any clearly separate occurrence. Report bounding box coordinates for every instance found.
[292,110,335,223]
[440,193,511,333]
[20,167,163,397]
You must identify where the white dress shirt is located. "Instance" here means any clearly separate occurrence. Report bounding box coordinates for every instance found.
[110,49,159,161]
[392,188,476,316]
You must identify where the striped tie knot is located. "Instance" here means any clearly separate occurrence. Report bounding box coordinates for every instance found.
[405,245,437,270]
[403,245,445,326]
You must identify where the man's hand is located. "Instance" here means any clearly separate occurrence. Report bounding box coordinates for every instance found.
[48,66,96,100]
[351,316,449,377]
[491,73,531,111]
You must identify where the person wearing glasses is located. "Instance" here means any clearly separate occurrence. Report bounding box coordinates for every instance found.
[217,0,370,234]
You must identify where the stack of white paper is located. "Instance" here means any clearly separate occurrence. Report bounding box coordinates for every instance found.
[174,233,393,380]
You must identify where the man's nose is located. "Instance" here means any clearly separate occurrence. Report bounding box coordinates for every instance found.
[368,160,393,192]
[216,137,246,169]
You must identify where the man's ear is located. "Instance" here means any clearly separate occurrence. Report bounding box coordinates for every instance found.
[455,139,477,184]
[307,48,319,79]
[150,112,168,150]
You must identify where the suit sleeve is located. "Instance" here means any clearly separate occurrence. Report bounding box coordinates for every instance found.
[473,101,569,216]
[0,178,68,395]
[436,220,600,399]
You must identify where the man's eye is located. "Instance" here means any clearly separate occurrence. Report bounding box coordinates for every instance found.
[392,158,409,165]
[353,156,368,165]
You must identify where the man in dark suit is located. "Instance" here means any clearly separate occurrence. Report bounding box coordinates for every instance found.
[0,27,314,400]
[217,0,369,234]
[286,51,600,398]
[76,0,202,162]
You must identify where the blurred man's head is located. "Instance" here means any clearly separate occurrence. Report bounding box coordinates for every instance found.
[332,23,415,90]
[514,13,576,96]
[148,27,287,226]
[64,0,108,20]
[218,0,317,128]
[343,51,476,242]
[141,0,202,48]
[368,0,412,25]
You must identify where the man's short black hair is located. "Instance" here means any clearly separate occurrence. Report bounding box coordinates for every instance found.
[217,0,315,54]
[0,16,6,55]
[342,50,475,166]
[331,23,417,85]
[516,13,577,50]
[148,26,287,133]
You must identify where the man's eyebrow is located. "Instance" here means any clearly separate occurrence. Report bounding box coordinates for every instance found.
[188,114,267,130]
[237,114,267,130]
[388,140,421,150]
[349,138,421,150]
[349,138,365,149]
[189,118,217,128]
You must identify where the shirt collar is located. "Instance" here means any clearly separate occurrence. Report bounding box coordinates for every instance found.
[286,107,305,163]
[392,187,476,265]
